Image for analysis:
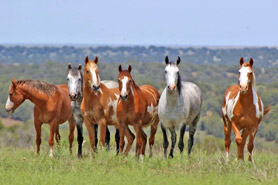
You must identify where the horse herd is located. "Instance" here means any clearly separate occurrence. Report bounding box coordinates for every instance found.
[5,56,270,162]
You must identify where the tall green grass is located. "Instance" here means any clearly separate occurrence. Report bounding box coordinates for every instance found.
[0,135,277,185]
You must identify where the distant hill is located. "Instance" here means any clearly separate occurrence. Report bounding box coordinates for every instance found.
[0,45,277,68]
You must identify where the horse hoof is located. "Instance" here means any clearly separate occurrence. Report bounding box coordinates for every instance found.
[139,154,144,162]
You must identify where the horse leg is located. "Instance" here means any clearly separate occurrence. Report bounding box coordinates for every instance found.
[141,129,147,156]
[240,128,249,161]
[248,128,257,162]
[76,119,84,158]
[134,124,143,159]
[124,126,135,155]
[94,124,98,148]
[48,120,58,157]
[115,128,120,154]
[231,122,243,160]
[149,118,159,158]
[55,124,61,144]
[84,117,96,156]
[223,114,232,161]
[178,123,186,154]
[34,118,42,154]
[188,115,199,155]
[105,126,111,151]
[169,126,177,158]
[161,123,169,159]
[119,123,126,154]
[99,118,107,148]
[68,117,75,154]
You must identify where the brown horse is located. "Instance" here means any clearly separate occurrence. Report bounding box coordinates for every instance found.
[117,65,160,160]
[222,57,271,162]
[5,79,75,157]
[80,56,134,154]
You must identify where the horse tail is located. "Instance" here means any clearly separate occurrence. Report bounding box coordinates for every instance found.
[263,105,271,116]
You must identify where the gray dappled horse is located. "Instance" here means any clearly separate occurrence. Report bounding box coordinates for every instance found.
[67,64,120,158]
[158,56,202,158]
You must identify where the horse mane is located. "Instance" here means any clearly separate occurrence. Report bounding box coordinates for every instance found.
[16,80,56,95]
[252,71,256,88]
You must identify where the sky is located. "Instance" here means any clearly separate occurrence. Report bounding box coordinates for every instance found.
[0,0,277,46]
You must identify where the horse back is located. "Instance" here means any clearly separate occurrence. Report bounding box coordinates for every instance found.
[55,84,73,123]
[139,85,160,106]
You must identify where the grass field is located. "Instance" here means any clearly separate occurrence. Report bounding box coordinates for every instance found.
[0,131,277,185]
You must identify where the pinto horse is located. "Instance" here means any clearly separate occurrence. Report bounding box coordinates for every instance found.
[80,56,133,155]
[67,63,120,157]
[117,65,160,160]
[222,57,271,162]
[158,56,202,158]
[5,79,75,157]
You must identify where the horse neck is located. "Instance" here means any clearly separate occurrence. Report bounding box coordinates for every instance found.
[166,88,180,106]
[18,84,49,105]
[238,83,255,105]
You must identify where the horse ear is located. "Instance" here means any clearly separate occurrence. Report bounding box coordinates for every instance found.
[249,58,254,67]
[94,56,98,64]
[78,64,82,71]
[165,56,169,64]
[118,65,122,72]
[128,65,132,72]
[68,63,72,71]
[239,57,244,66]
[85,56,89,64]
[12,78,17,87]
[177,56,180,65]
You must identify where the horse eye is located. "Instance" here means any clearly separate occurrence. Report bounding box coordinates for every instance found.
[78,78,81,81]
[9,93,12,96]
[66,78,69,81]
[86,70,89,74]
[238,72,240,74]
[165,71,167,73]
[250,72,253,75]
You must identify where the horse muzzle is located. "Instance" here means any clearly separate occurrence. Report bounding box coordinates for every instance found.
[168,84,176,93]
[120,94,128,101]
[5,107,14,114]
[92,85,100,91]
[69,93,78,101]
[239,84,248,94]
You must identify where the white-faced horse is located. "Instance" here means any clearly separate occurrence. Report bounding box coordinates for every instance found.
[158,56,202,158]
[67,63,120,157]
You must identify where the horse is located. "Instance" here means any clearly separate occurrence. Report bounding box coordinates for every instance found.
[222,57,271,162]
[67,63,120,157]
[5,79,75,157]
[80,56,134,155]
[117,65,160,160]
[158,56,202,158]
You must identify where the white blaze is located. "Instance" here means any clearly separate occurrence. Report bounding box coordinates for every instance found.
[90,68,99,87]
[239,67,251,86]
[6,96,14,108]
[121,76,129,96]
[165,65,179,87]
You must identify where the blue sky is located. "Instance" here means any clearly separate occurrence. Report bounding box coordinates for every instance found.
[0,0,277,46]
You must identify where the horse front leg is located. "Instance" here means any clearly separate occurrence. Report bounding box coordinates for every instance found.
[178,123,186,154]
[118,122,126,154]
[134,124,143,160]
[248,127,257,163]
[124,126,135,155]
[84,117,96,157]
[115,128,120,154]
[149,117,159,158]
[105,126,111,151]
[161,123,169,159]
[76,119,84,158]
[55,124,61,144]
[49,120,58,157]
[223,114,232,161]
[99,118,107,149]
[34,118,42,155]
[169,126,177,158]
[231,122,243,160]
[68,117,76,154]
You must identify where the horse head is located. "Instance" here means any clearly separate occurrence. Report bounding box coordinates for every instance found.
[238,57,255,94]
[118,65,133,101]
[164,56,181,94]
[67,63,83,101]
[5,78,26,113]
[83,56,101,92]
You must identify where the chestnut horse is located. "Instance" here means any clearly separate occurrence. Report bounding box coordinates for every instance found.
[222,57,271,162]
[67,63,120,157]
[80,56,133,155]
[117,65,160,160]
[5,79,75,157]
